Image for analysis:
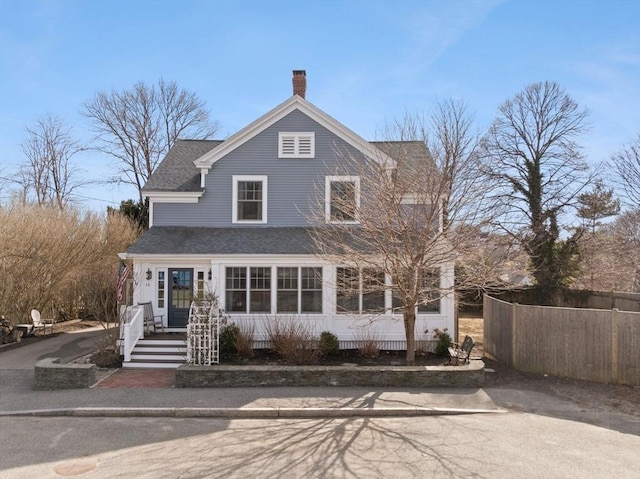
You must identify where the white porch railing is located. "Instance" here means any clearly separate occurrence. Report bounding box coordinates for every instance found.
[122,305,144,363]
[186,300,220,366]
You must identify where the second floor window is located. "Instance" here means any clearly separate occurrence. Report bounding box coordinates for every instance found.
[233,175,267,224]
[326,176,359,223]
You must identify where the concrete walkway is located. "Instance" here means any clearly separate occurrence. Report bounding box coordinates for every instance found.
[0,326,503,419]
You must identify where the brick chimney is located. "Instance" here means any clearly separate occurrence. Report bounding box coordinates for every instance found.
[292,70,306,98]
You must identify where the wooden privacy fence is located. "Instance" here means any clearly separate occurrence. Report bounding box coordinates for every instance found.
[483,295,640,386]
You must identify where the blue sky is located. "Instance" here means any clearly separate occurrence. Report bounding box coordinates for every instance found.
[1,0,639,211]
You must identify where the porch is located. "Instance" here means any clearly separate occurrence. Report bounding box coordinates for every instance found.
[120,305,188,369]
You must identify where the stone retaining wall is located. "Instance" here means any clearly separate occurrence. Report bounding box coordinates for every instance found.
[176,361,484,388]
[34,358,97,389]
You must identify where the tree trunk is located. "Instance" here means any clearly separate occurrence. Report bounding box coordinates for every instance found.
[403,309,416,365]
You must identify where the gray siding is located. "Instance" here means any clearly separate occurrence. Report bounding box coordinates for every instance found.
[154,110,370,227]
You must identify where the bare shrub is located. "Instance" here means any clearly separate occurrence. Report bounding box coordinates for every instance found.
[415,330,432,358]
[0,203,138,324]
[264,315,319,365]
[90,328,122,368]
[354,327,383,359]
[235,322,255,360]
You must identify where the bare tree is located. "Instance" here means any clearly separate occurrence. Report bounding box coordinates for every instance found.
[481,81,593,292]
[311,101,491,364]
[19,115,83,209]
[609,209,640,292]
[611,133,640,209]
[83,79,218,202]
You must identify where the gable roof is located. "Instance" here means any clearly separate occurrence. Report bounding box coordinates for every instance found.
[143,139,223,193]
[193,95,396,171]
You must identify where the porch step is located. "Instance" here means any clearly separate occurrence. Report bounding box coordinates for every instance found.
[122,361,183,369]
[130,353,185,361]
[124,338,188,369]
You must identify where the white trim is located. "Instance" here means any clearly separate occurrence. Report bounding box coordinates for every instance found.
[278,132,315,158]
[325,175,360,224]
[232,175,268,224]
[200,168,208,188]
[144,192,203,203]
[193,96,396,172]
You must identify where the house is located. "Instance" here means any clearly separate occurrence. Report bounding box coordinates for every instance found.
[120,70,455,351]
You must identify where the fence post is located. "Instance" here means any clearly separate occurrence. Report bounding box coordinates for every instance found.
[611,308,618,384]
[512,302,518,368]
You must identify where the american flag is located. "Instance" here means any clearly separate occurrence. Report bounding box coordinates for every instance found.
[116,264,131,302]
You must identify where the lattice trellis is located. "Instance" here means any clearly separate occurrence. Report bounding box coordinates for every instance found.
[186,299,220,365]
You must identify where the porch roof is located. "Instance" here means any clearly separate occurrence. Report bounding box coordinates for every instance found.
[126,226,317,255]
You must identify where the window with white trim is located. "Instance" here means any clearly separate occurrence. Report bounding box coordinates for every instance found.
[326,176,359,223]
[225,267,271,313]
[196,271,205,299]
[391,268,441,314]
[278,132,315,158]
[336,267,385,313]
[277,267,323,314]
[232,175,267,224]
[157,271,165,309]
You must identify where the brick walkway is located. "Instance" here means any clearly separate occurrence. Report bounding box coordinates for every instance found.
[96,369,175,389]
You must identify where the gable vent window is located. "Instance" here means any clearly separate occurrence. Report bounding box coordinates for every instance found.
[279,132,315,158]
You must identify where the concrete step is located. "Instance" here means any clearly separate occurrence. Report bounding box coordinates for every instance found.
[133,346,187,353]
[122,361,183,369]
[130,353,186,361]
[138,339,186,346]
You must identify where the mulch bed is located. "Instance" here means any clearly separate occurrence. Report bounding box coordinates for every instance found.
[223,349,447,367]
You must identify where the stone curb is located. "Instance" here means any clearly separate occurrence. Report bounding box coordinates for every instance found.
[0,407,507,419]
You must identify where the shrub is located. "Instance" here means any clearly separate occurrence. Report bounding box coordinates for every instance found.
[354,327,382,359]
[318,331,339,356]
[220,323,240,358]
[90,349,121,368]
[90,328,122,367]
[264,315,319,365]
[433,328,452,357]
[235,322,255,360]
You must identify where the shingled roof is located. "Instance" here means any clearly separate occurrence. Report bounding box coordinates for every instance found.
[142,139,223,192]
[126,226,318,255]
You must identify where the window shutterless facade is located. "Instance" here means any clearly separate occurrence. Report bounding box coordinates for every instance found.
[232,175,267,224]
[325,176,359,223]
[157,270,165,309]
[226,266,321,314]
[336,267,385,313]
[277,267,323,313]
[417,269,440,313]
[250,267,271,313]
[226,267,247,312]
[391,268,441,314]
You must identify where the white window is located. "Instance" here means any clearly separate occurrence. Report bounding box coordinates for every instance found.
[277,267,323,313]
[225,266,271,313]
[392,268,441,314]
[278,132,315,158]
[325,176,360,223]
[336,267,385,314]
[232,175,267,224]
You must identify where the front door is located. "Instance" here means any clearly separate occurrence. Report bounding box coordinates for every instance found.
[168,268,193,327]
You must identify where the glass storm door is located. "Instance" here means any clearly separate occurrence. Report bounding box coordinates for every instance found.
[168,268,193,327]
